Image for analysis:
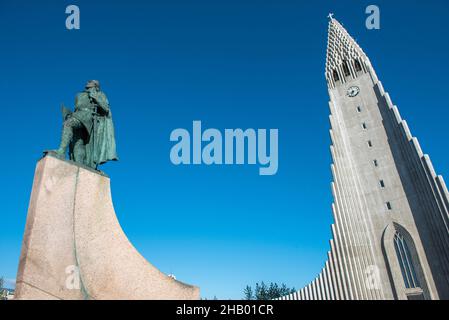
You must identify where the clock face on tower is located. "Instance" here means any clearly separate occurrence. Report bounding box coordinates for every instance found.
[347,86,360,97]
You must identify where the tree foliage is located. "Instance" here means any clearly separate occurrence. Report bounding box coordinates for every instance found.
[0,277,5,300]
[243,282,295,300]
[243,285,253,300]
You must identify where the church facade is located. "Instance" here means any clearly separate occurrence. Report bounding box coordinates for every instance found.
[281,17,449,300]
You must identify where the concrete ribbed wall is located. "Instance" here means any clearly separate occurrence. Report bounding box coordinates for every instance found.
[278,18,449,301]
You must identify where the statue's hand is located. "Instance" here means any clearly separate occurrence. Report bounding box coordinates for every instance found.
[88,92,98,102]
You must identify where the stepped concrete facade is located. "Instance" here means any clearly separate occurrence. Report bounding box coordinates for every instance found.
[15,155,199,300]
[280,17,449,300]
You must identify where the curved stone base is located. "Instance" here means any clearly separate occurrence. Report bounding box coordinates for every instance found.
[15,155,199,300]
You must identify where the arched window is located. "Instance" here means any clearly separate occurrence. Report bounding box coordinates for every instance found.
[393,231,420,289]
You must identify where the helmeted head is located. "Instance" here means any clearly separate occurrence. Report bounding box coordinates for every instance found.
[85,80,100,90]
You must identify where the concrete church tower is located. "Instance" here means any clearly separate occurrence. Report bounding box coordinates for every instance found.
[281,16,449,300]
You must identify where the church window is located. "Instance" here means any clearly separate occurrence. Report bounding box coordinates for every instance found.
[380,180,385,188]
[386,202,392,210]
[354,59,362,72]
[333,70,340,82]
[342,61,351,77]
[394,231,420,289]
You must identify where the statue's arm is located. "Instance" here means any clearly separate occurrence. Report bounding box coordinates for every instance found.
[91,92,110,115]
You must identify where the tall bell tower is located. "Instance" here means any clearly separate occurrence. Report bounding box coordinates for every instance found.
[281,16,449,300]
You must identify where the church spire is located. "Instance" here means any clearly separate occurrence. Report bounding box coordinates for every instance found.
[325,16,370,89]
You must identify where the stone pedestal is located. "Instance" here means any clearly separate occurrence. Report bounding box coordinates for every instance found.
[15,155,199,300]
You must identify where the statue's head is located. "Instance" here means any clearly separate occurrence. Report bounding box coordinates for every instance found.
[85,80,100,91]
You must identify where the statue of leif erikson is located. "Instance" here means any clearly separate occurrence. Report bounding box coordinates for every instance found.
[48,80,118,169]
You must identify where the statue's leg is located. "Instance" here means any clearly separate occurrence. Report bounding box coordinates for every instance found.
[55,117,82,157]
[72,137,86,164]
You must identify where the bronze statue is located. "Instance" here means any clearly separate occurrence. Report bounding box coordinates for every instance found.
[48,80,118,169]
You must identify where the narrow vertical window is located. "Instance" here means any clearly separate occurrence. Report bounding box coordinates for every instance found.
[342,61,350,77]
[380,180,385,188]
[394,231,420,289]
[333,70,340,82]
[368,140,373,147]
[362,122,367,130]
[386,202,392,210]
[354,59,362,72]
[357,106,362,113]
[373,159,378,167]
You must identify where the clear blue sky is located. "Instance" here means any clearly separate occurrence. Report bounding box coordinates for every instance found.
[0,0,448,299]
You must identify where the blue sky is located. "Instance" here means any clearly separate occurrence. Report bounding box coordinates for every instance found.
[0,0,448,299]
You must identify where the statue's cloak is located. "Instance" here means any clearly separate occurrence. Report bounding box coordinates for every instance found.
[85,111,119,167]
